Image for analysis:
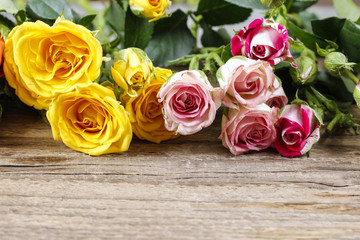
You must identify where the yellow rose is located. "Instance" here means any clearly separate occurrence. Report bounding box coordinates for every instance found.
[130,0,171,22]
[47,83,132,156]
[125,67,178,143]
[3,17,103,110]
[111,47,153,99]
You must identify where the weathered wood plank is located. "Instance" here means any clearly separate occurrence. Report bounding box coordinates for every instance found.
[0,105,360,239]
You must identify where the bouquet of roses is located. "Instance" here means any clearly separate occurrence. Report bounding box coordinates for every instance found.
[0,0,359,157]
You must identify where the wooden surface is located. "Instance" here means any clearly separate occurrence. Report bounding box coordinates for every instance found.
[1,105,360,240]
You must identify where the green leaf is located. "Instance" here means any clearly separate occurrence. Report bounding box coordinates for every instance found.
[333,0,360,22]
[337,20,360,63]
[287,20,328,52]
[223,107,230,120]
[315,70,354,102]
[355,16,360,25]
[106,0,126,40]
[311,17,346,41]
[224,0,269,9]
[312,17,360,62]
[196,0,252,26]
[145,10,196,67]
[124,10,154,49]
[200,22,228,47]
[217,27,231,43]
[286,0,318,13]
[0,23,11,37]
[78,14,97,28]
[15,10,27,25]
[0,0,18,14]
[0,12,16,29]
[26,0,79,24]
[220,44,232,63]
[115,0,129,10]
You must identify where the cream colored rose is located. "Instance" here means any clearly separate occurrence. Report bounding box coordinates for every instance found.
[111,48,153,99]
[47,83,132,156]
[3,17,103,110]
[130,0,171,22]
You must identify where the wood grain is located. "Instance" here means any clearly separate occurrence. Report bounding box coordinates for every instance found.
[1,105,360,240]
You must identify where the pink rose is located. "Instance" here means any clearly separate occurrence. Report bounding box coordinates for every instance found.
[219,104,278,155]
[217,56,278,108]
[231,18,295,66]
[275,104,321,157]
[158,70,221,135]
[265,85,288,109]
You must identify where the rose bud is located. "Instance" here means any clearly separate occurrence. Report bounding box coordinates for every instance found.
[324,52,355,75]
[158,70,221,135]
[129,0,171,22]
[289,56,318,85]
[111,47,153,99]
[274,104,321,157]
[231,18,295,66]
[217,56,278,108]
[220,104,279,155]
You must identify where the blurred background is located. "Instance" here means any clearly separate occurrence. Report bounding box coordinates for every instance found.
[10,0,360,43]
[12,0,360,9]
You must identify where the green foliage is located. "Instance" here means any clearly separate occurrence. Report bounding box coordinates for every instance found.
[0,12,17,30]
[26,0,79,24]
[312,17,360,62]
[315,71,354,102]
[106,0,126,39]
[225,0,268,9]
[287,20,328,52]
[124,9,154,49]
[200,22,229,47]
[196,0,252,26]
[220,44,232,63]
[78,14,96,28]
[286,0,318,13]
[145,10,196,67]
[355,17,360,25]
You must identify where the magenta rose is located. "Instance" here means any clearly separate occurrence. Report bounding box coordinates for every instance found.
[231,18,295,66]
[265,85,288,109]
[158,70,221,135]
[219,104,278,155]
[275,104,321,157]
[217,56,278,108]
